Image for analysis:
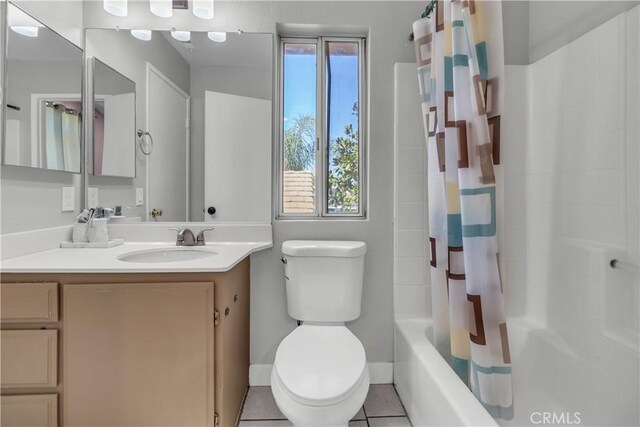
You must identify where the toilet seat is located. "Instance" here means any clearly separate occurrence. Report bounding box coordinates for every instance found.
[273,325,367,407]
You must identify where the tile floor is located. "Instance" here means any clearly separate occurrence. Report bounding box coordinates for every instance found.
[239,384,412,427]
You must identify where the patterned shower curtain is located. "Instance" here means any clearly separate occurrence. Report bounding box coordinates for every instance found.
[413,0,512,420]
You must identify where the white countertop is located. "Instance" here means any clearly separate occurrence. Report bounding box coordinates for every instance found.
[0,241,272,273]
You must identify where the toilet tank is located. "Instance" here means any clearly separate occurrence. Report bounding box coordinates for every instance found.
[281,241,366,322]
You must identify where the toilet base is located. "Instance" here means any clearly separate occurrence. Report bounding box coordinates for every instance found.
[271,366,370,427]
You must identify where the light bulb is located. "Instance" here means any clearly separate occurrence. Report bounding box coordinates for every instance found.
[207,32,226,43]
[193,0,214,19]
[11,26,39,37]
[150,0,172,18]
[130,30,152,41]
[171,30,190,42]
[103,0,127,17]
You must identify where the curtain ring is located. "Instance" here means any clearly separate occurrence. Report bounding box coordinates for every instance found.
[137,129,154,155]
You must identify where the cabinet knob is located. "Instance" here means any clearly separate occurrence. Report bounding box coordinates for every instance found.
[207,206,216,215]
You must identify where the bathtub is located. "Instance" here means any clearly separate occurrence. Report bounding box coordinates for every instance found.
[394,319,497,427]
[395,318,640,427]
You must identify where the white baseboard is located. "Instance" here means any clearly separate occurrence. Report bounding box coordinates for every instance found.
[249,364,273,386]
[249,362,393,386]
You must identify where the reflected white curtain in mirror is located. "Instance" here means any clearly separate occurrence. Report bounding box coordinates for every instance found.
[43,102,81,171]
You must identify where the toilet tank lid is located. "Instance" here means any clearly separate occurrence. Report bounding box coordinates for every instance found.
[282,240,367,257]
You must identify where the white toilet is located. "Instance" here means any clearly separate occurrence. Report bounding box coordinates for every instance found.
[271,240,369,427]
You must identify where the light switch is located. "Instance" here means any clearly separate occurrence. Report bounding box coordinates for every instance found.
[88,187,99,208]
[136,188,144,206]
[62,187,75,212]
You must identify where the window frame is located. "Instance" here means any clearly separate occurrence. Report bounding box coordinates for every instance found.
[277,36,367,220]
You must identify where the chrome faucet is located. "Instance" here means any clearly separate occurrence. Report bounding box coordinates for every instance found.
[196,228,214,246]
[170,227,214,246]
[171,228,196,246]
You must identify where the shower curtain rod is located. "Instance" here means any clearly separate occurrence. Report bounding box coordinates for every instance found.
[409,0,436,41]
[45,101,80,116]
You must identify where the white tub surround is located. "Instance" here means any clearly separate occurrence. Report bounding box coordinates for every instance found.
[0,223,272,272]
[393,63,430,320]
[394,319,497,427]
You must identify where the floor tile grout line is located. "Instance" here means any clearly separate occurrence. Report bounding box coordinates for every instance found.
[362,403,371,427]
[366,415,409,418]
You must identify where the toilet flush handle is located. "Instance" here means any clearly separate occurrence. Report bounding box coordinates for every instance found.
[280,256,287,264]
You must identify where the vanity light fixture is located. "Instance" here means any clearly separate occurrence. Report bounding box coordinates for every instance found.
[9,7,43,37]
[103,0,128,17]
[150,0,172,18]
[207,32,226,42]
[193,0,214,19]
[171,30,191,42]
[10,26,39,37]
[130,29,152,41]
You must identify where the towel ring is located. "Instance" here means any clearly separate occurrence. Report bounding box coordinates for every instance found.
[137,129,154,155]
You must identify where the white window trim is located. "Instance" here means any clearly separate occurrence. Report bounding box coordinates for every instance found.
[276,36,367,220]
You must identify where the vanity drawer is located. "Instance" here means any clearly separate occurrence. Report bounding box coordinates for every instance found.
[1,330,58,389]
[0,283,59,323]
[1,394,58,427]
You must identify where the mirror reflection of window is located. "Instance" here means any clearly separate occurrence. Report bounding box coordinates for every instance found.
[3,3,83,173]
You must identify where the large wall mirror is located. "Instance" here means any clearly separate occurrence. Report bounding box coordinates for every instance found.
[2,3,83,173]
[85,29,272,223]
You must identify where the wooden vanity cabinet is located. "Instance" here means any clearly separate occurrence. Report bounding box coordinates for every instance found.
[1,257,251,427]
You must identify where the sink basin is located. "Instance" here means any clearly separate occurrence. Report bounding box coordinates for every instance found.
[117,247,218,263]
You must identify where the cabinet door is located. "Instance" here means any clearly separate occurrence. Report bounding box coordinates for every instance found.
[63,282,214,427]
[215,259,250,427]
[1,394,58,427]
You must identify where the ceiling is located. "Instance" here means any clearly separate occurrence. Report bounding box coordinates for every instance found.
[161,31,272,69]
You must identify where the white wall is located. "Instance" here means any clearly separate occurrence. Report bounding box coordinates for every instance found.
[393,63,430,319]
[502,0,639,65]
[1,1,83,234]
[528,0,639,63]
[501,1,530,65]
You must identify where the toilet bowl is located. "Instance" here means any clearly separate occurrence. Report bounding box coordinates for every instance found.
[272,241,369,427]
[271,324,369,427]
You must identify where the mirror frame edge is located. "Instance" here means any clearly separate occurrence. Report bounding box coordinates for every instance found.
[1,1,8,169]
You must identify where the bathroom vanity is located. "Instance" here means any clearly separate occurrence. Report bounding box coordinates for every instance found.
[0,231,272,427]
[0,2,276,426]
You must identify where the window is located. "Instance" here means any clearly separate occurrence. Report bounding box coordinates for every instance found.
[278,37,366,218]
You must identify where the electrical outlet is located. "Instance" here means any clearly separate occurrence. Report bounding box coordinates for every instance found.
[62,187,75,212]
[136,188,144,206]
[88,187,99,208]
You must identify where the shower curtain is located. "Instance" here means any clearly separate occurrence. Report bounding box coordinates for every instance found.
[413,0,512,420]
